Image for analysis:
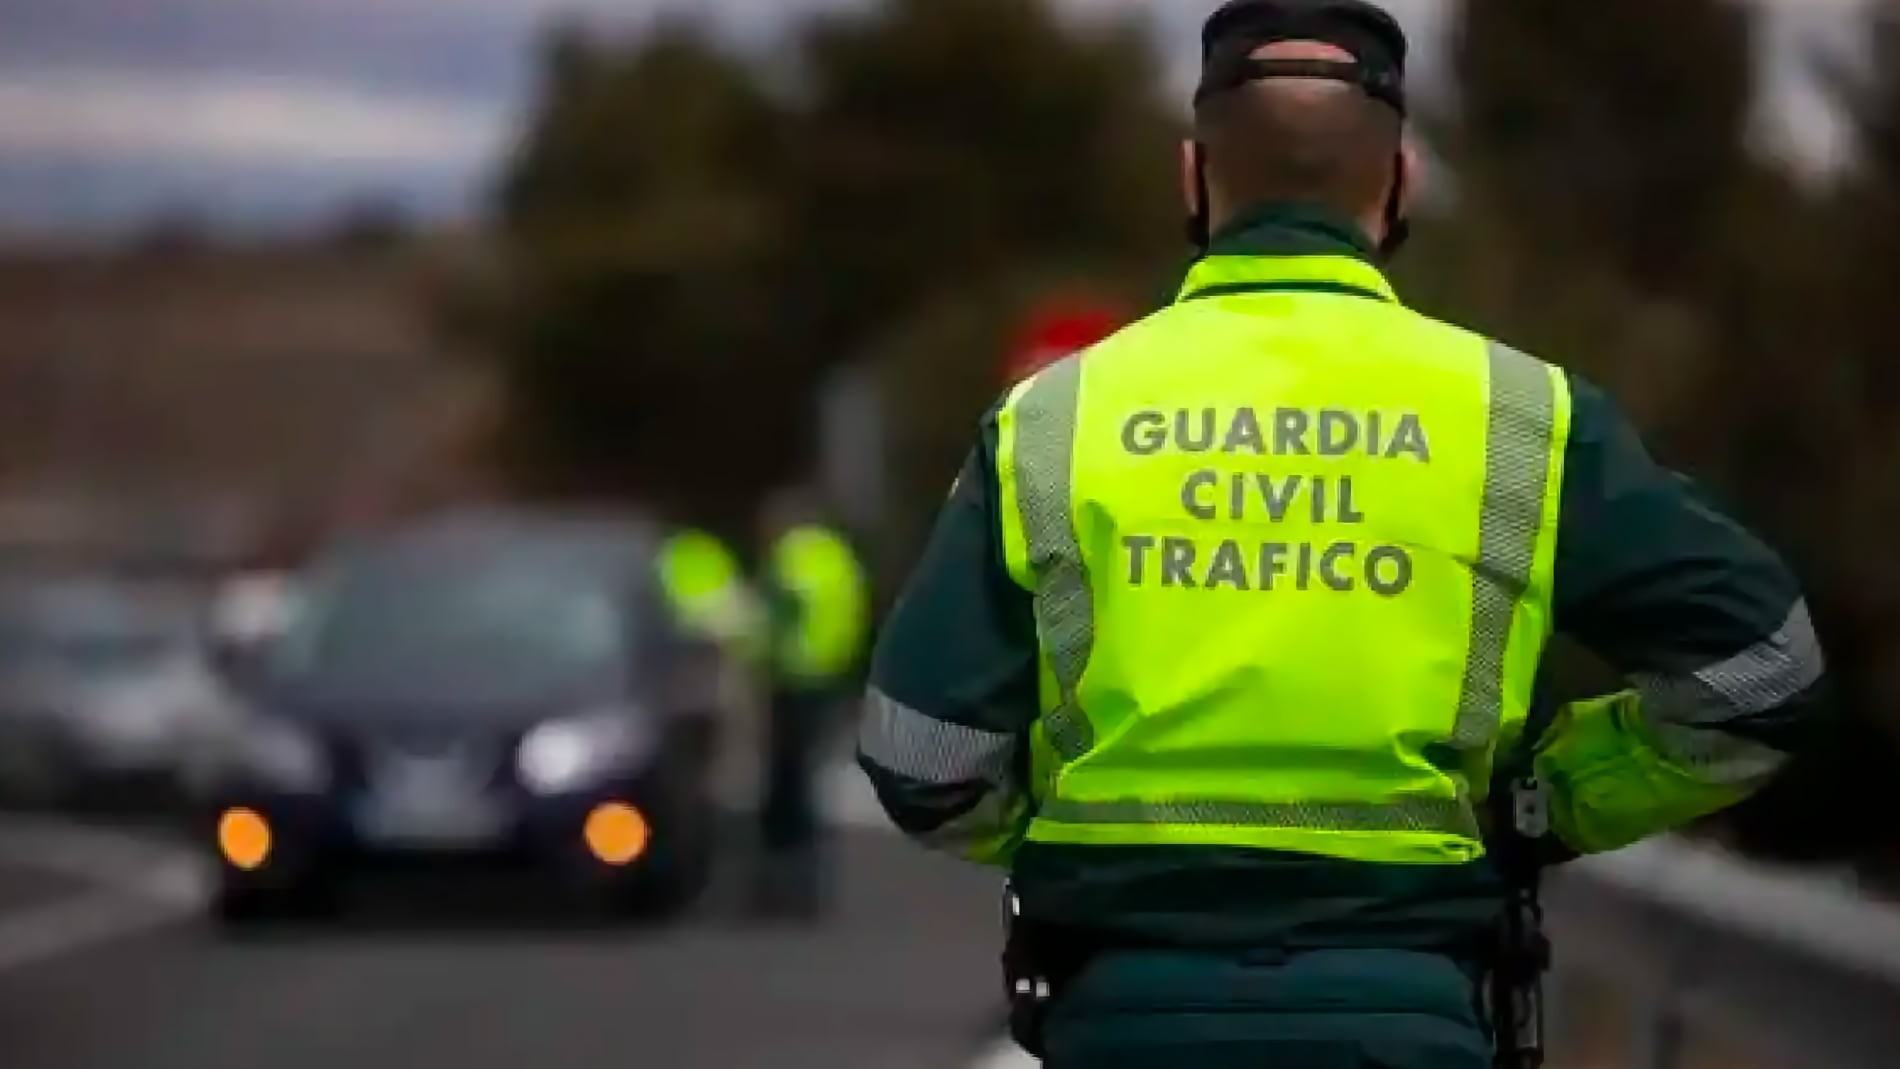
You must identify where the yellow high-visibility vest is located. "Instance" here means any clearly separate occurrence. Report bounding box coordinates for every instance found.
[995,251,1571,866]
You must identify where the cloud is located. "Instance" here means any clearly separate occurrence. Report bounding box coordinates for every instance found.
[0,67,512,171]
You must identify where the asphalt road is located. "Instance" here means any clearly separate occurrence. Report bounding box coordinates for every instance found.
[0,862,74,915]
[0,794,1009,1069]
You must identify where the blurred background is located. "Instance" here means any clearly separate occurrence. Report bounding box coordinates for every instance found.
[0,1,1897,1068]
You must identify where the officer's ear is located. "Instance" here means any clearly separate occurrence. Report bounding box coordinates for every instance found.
[1397,137,1423,218]
[1180,139,1203,218]
[1181,139,1213,250]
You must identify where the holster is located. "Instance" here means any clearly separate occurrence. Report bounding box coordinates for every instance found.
[1001,882,1097,1059]
[1484,773,1553,1069]
[1485,882,1550,1069]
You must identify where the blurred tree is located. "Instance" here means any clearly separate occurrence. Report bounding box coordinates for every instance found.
[326,194,413,252]
[128,208,213,258]
[1423,1,1776,490]
[485,1,1182,542]
[1720,3,1900,883]
[786,0,1179,351]
[1827,3,1900,413]
[786,0,1182,544]
[1449,0,1756,299]
[489,19,793,531]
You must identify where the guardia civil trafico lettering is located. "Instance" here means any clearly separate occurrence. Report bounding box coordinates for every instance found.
[1115,404,1431,595]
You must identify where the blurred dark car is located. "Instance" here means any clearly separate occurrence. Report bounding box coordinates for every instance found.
[200,510,724,925]
[0,574,238,808]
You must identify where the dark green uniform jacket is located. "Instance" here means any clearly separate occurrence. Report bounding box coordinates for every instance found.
[859,205,1824,953]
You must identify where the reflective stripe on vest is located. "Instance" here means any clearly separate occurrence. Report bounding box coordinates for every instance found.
[996,256,1570,865]
[997,358,1096,762]
[1453,343,1561,752]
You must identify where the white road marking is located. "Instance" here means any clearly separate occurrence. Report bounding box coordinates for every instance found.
[0,817,192,884]
[0,857,211,974]
[0,817,211,975]
[971,1039,1037,1068]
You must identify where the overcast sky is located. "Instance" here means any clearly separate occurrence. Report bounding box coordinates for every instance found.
[0,0,1871,236]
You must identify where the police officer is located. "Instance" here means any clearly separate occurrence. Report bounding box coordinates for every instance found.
[749,488,871,919]
[856,2,1826,1066]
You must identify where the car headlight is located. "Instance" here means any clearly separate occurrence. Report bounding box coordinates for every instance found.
[234,717,328,791]
[516,710,653,795]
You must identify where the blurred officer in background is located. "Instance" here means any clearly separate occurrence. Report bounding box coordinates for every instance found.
[857,1,1826,1066]
[749,487,870,920]
[656,526,765,784]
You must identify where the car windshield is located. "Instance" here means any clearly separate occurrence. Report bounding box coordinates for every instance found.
[32,630,176,670]
[0,584,185,676]
[266,543,632,704]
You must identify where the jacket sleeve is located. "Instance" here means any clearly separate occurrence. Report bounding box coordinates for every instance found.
[1536,373,1826,855]
[856,408,1042,865]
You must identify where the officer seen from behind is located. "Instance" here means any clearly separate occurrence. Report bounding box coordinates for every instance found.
[749,488,870,919]
[857,1,1826,1066]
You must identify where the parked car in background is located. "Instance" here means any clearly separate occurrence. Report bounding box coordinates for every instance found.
[200,509,727,925]
[0,573,240,809]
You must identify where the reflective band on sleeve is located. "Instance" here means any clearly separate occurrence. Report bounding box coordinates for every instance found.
[858,689,1015,787]
[1627,600,1820,786]
[1633,610,1822,732]
[1692,600,1823,714]
[1451,344,1559,752]
[1007,356,1097,761]
[1038,795,1482,840]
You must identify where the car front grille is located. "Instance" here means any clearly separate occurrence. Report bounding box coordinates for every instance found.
[327,727,522,794]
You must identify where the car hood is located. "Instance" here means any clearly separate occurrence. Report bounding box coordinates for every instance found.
[256,673,634,735]
[8,664,195,708]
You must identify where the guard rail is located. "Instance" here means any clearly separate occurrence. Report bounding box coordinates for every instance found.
[1547,838,1900,1069]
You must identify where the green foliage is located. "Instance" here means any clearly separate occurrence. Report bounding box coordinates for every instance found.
[485,22,798,529]
[783,0,1179,347]
[1450,0,1755,297]
[487,0,1178,539]
[781,0,1180,542]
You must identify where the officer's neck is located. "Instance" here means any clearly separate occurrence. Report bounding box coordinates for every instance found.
[1206,201,1379,261]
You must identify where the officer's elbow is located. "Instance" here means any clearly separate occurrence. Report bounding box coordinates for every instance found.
[1635,599,1824,744]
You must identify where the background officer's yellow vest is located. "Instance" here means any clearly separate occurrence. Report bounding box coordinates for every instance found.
[996,254,1572,867]
[659,528,763,660]
[767,524,870,685]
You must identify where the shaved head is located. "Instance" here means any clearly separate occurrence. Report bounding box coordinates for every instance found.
[1193,40,1404,230]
